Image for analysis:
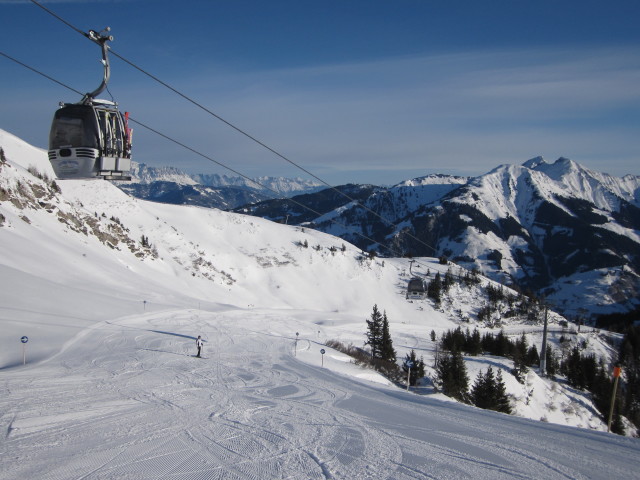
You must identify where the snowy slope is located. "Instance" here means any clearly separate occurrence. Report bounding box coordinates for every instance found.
[3,308,639,479]
[390,174,469,212]
[1,129,639,478]
[527,156,640,209]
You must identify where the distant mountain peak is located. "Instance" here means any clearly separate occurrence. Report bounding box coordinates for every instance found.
[130,162,198,186]
[394,173,469,188]
[127,162,323,199]
[522,156,547,169]
[522,156,578,173]
[526,156,585,178]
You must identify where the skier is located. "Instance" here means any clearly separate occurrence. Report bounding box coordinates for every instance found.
[196,335,203,358]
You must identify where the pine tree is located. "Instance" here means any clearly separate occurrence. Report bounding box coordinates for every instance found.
[493,329,510,357]
[364,306,401,380]
[450,350,470,403]
[590,363,614,422]
[481,331,495,353]
[526,344,540,367]
[471,366,512,413]
[441,326,466,353]
[471,367,493,409]
[379,311,396,363]
[545,345,559,377]
[515,333,528,361]
[511,333,529,383]
[443,268,454,291]
[564,345,587,389]
[494,369,512,414]
[619,325,640,433]
[427,272,442,304]
[365,304,383,360]
[466,328,482,356]
[436,349,469,403]
[435,351,451,391]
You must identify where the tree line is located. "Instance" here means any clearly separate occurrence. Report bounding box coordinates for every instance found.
[329,305,639,434]
[439,326,542,382]
[435,328,512,413]
[437,325,639,435]
[423,265,542,324]
[559,325,640,435]
[363,307,511,414]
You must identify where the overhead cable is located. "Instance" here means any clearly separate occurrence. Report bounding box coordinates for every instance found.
[0,51,84,97]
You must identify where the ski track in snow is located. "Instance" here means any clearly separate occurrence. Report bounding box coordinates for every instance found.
[1,309,639,480]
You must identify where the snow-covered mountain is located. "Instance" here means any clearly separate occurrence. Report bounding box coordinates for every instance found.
[1,128,639,478]
[194,172,324,196]
[120,161,324,209]
[408,158,640,318]
[240,159,640,319]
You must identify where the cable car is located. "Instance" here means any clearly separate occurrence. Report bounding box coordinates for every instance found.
[406,276,427,300]
[48,28,132,180]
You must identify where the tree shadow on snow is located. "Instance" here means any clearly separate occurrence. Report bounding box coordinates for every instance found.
[149,329,201,341]
[138,348,192,357]
[136,330,206,357]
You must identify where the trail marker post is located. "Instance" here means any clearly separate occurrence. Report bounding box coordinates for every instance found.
[294,332,299,356]
[608,365,622,432]
[21,336,28,365]
[406,360,414,391]
[320,348,325,366]
[539,306,548,377]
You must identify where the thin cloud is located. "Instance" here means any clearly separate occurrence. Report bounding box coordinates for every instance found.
[172,46,639,181]
[2,42,638,184]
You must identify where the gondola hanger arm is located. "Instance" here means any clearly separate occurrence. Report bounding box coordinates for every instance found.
[81,27,113,104]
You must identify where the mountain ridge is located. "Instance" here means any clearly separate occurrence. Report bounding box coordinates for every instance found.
[116,162,324,209]
[237,157,640,319]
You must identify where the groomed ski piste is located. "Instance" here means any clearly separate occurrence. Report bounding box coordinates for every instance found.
[1,129,639,479]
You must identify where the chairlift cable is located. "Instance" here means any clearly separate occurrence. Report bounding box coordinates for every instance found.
[29,0,87,38]
[27,0,440,257]
[0,51,84,97]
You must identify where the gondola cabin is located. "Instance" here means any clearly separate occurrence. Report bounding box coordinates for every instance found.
[48,100,132,180]
[406,277,427,300]
[47,28,132,181]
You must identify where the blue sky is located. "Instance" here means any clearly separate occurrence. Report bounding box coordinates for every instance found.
[1,0,639,185]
